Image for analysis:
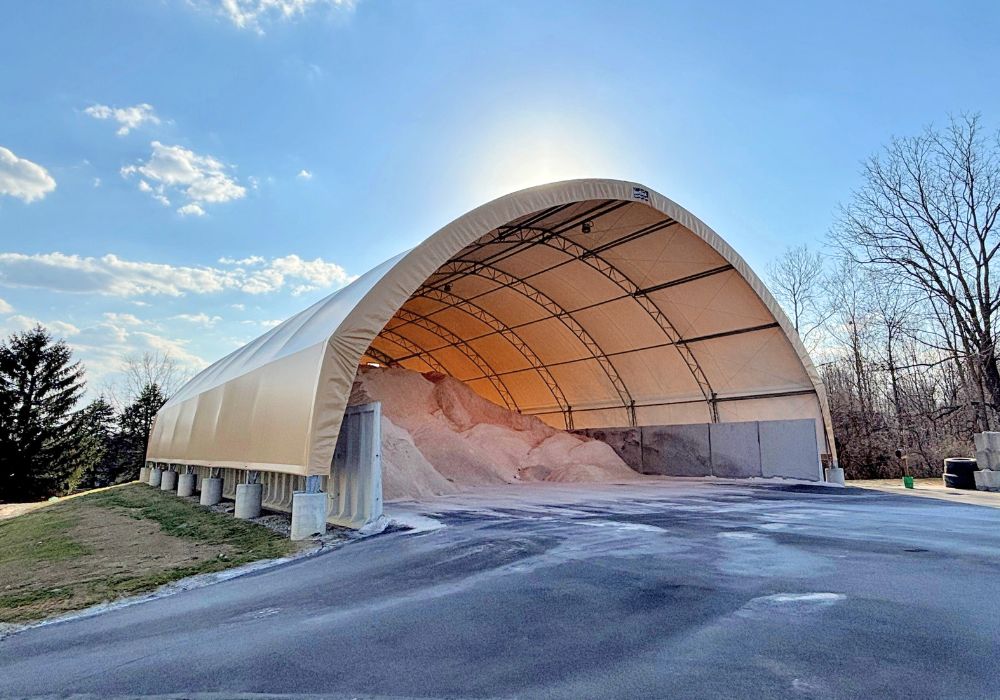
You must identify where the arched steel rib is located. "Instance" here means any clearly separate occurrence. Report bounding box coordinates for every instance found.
[403,264,634,422]
[391,310,518,412]
[411,288,572,426]
[376,331,448,374]
[362,346,399,367]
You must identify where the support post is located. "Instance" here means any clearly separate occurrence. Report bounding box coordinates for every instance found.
[148,465,162,487]
[139,463,150,484]
[291,475,326,540]
[177,468,196,497]
[200,473,223,506]
[824,466,845,486]
[235,479,263,519]
[160,466,178,491]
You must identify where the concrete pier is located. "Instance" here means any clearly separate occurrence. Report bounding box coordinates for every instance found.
[200,477,223,506]
[177,472,196,498]
[148,466,162,487]
[235,483,263,519]
[291,492,327,540]
[160,469,178,491]
[824,466,845,485]
[139,466,150,483]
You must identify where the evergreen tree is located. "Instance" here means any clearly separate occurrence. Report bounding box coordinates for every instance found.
[0,326,86,501]
[116,383,166,480]
[72,396,117,489]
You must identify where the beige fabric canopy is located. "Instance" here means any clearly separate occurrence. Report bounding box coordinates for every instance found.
[148,179,835,476]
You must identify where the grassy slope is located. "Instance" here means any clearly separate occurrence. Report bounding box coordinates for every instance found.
[0,484,300,623]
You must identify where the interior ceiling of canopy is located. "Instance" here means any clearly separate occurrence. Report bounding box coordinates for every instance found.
[361,199,816,431]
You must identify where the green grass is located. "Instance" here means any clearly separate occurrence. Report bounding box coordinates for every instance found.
[0,483,300,624]
[83,485,294,561]
[0,510,94,566]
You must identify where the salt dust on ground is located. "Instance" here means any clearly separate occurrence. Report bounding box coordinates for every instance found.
[350,365,638,500]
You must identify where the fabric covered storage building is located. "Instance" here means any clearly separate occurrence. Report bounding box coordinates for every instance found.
[147,179,837,489]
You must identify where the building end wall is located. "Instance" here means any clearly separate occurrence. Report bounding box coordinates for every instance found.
[576,418,822,482]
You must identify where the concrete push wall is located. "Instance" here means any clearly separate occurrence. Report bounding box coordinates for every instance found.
[575,418,821,482]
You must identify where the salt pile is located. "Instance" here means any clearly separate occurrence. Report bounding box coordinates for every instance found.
[349,365,638,500]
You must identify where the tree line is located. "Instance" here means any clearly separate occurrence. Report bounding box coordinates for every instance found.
[0,326,174,502]
[768,114,1000,479]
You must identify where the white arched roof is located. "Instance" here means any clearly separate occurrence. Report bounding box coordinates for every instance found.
[148,179,835,476]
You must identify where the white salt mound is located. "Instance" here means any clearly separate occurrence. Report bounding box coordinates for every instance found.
[350,365,637,500]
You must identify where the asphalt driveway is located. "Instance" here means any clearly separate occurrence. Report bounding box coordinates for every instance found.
[2,480,999,699]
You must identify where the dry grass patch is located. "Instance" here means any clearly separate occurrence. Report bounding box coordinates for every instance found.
[0,483,301,623]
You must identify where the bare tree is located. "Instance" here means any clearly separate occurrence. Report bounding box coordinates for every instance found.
[767,244,830,352]
[105,351,188,409]
[832,114,1000,429]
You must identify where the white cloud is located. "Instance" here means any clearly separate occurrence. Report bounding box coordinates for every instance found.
[84,103,161,136]
[296,169,312,180]
[122,141,246,216]
[0,146,56,203]
[102,312,143,326]
[93,177,102,188]
[2,314,79,338]
[216,0,356,34]
[218,255,265,266]
[173,312,222,327]
[0,252,353,297]
[0,298,12,314]
[177,203,205,217]
[73,321,208,389]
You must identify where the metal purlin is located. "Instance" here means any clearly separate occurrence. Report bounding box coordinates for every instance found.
[496,223,721,423]
[413,263,635,426]
[419,204,722,423]
[362,346,399,368]
[411,288,573,426]
[391,309,519,412]
[375,330,448,375]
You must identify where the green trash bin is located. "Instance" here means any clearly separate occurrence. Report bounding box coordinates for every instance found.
[902,475,914,489]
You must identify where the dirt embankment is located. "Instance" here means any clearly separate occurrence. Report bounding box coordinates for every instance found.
[0,484,300,623]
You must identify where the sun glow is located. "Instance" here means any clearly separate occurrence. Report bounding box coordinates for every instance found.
[463,113,626,203]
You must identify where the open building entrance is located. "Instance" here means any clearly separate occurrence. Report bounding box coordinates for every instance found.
[350,197,830,504]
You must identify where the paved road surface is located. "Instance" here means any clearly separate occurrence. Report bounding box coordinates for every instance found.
[2,480,1000,699]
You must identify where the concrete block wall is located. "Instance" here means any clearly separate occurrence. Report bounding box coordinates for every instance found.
[576,418,822,482]
[973,432,1000,491]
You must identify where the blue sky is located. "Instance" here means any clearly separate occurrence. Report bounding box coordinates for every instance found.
[1,0,998,393]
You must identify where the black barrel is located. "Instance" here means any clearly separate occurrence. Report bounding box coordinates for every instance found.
[943,457,978,489]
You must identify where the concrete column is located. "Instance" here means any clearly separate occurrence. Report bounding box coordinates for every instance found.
[200,477,223,506]
[160,468,178,491]
[291,492,327,540]
[148,466,162,487]
[824,467,845,486]
[984,470,1000,492]
[177,472,196,497]
[975,471,988,491]
[235,483,263,519]
[139,466,150,483]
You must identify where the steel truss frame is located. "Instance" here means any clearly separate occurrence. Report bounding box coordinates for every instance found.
[391,309,518,412]
[365,199,809,426]
[412,288,572,425]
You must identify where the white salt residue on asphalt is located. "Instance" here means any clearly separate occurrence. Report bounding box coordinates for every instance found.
[386,511,446,534]
[578,520,667,533]
[715,530,831,578]
[738,592,846,618]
